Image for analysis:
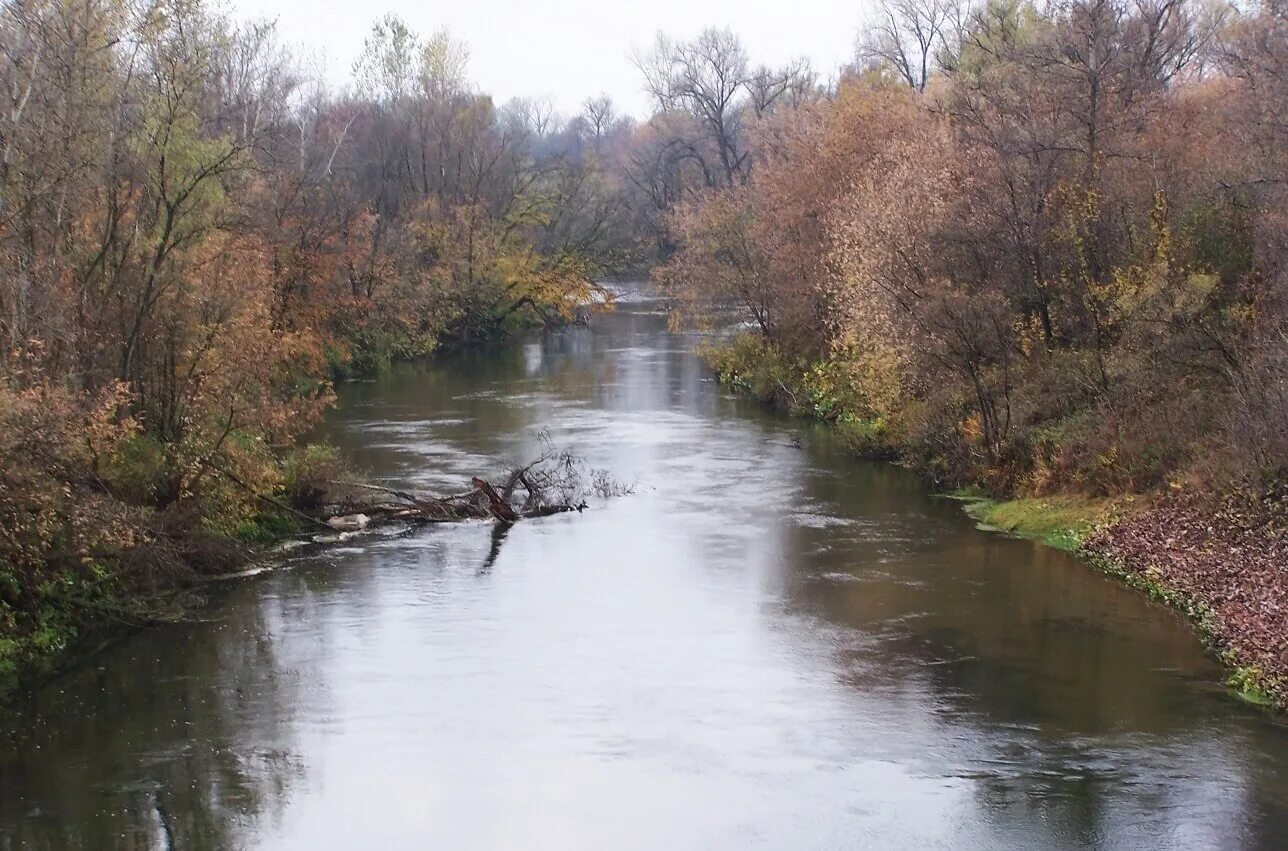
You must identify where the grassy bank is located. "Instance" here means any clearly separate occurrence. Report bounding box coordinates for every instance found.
[931,490,1285,709]
[953,494,1128,552]
[703,335,1288,711]
[950,493,1278,705]
[948,492,1285,709]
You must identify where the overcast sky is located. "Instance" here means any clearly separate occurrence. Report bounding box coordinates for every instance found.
[228,0,867,118]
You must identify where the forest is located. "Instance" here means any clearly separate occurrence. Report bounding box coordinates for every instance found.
[0,0,1285,689]
[658,0,1284,503]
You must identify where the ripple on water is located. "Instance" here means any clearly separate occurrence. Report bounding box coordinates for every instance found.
[4,293,1288,850]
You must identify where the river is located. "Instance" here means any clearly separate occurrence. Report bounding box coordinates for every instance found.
[3,286,1288,849]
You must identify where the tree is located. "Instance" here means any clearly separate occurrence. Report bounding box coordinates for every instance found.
[856,0,962,92]
[637,27,752,186]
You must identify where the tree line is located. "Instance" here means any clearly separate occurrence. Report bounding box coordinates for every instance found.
[655,0,1286,500]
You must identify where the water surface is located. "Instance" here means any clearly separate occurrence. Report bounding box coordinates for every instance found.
[4,287,1288,849]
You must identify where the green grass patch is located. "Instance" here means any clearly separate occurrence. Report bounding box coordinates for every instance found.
[959,494,1126,551]
[1226,660,1285,708]
[1230,668,1277,706]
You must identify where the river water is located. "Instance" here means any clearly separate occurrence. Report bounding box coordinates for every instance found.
[3,287,1288,849]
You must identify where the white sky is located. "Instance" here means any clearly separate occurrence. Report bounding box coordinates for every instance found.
[228,0,867,118]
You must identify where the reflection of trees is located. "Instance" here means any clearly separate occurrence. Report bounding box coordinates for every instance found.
[779,489,1211,730]
[771,452,1288,845]
[326,345,536,476]
[0,572,334,850]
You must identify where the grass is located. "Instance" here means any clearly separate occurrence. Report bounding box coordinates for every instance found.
[956,494,1128,552]
[1228,663,1279,707]
[234,512,301,543]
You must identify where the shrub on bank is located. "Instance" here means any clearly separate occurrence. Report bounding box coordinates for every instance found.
[0,379,350,692]
[703,329,1288,519]
[0,381,142,684]
[701,336,901,458]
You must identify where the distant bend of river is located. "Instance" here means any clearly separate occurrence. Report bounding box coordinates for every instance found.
[3,283,1287,850]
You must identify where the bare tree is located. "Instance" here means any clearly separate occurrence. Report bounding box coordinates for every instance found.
[746,58,817,116]
[581,93,615,143]
[857,0,960,92]
[636,27,751,185]
[506,95,556,137]
[209,18,300,148]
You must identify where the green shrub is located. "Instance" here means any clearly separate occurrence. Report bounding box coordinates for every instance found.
[283,443,345,509]
[234,512,299,542]
[704,334,908,458]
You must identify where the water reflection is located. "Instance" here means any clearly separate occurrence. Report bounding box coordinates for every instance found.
[0,572,328,850]
[3,287,1287,849]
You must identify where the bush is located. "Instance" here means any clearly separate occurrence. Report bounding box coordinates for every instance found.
[0,380,151,686]
[283,444,345,509]
[702,334,903,458]
[99,434,169,505]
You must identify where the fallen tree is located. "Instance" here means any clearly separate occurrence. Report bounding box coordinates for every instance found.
[307,446,616,536]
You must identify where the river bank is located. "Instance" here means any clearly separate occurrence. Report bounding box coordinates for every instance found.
[703,336,1288,710]
[1,489,361,701]
[0,416,599,701]
[963,493,1288,709]
[0,291,602,701]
